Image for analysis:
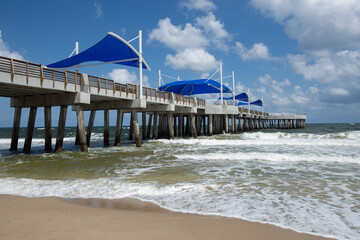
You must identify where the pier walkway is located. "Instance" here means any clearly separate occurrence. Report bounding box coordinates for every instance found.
[0,56,306,152]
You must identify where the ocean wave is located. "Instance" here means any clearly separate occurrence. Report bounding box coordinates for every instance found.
[175,152,360,164]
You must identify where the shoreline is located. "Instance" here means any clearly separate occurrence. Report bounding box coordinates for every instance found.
[0,194,335,240]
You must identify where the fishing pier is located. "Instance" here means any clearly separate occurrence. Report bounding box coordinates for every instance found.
[0,55,306,153]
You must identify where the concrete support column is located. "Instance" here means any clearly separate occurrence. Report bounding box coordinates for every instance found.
[132,109,141,147]
[197,115,201,136]
[178,114,183,138]
[129,113,134,140]
[239,118,243,132]
[55,105,67,153]
[104,109,110,147]
[167,112,174,139]
[208,114,213,136]
[86,110,96,146]
[10,107,22,151]
[114,109,123,146]
[142,112,147,140]
[225,114,229,133]
[202,115,206,135]
[185,115,190,137]
[174,115,178,137]
[147,113,153,139]
[23,107,37,153]
[152,112,158,139]
[76,105,88,152]
[44,106,52,152]
[190,114,197,138]
[231,115,236,134]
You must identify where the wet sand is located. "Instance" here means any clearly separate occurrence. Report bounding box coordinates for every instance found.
[0,194,334,240]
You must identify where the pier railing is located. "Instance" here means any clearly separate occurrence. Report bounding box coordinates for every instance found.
[0,56,207,108]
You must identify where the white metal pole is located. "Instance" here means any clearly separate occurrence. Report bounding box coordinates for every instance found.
[220,62,223,106]
[232,71,235,105]
[178,76,180,81]
[139,30,143,99]
[75,42,79,55]
[262,96,264,116]
[158,69,161,87]
[247,88,250,114]
[75,42,79,73]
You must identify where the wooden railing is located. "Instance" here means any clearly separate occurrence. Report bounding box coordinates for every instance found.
[197,98,206,108]
[0,56,207,108]
[143,87,171,102]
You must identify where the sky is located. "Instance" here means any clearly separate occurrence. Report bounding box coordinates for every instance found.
[0,0,360,126]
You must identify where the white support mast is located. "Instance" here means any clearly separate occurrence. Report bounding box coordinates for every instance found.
[262,96,264,116]
[247,88,251,114]
[232,71,235,105]
[138,30,143,99]
[220,61,223,106]
[158,69,161,87]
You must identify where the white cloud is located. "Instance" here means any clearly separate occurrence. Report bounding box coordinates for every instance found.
[235,42,274,61]
[287,50,360,84]
[180,0,216,13]
[108,69,150,87]
[94,2,103,19]
[250,0,360,52]
[0,30,24,60]
[148,18,208,51]
[200,72,210,79]
[329,88,349,97]
[165,48,219,72]
[196,12,231,50]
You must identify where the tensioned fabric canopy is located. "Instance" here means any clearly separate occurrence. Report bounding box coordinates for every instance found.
[237,101,248,106]
[158,79,232,95]
[218,92,248,102]
[47,32,150,70]
[251,99,263,107]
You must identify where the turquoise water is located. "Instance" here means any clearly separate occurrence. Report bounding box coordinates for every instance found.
[0,123,359,239]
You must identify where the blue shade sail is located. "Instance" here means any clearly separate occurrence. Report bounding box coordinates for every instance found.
[47,32,150,70]
[251,99,263,106]
[218,92,249,102]
[237,101,248,106]
[158,79,232,95]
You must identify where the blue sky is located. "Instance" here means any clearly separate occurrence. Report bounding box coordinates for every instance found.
[0,0,359,126]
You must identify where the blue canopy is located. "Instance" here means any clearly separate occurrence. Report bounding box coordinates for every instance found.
[218,92,248,102]
[251,99,263,107]
[237,101,248,106]
[158,79,232,95]
[47,32,150,70]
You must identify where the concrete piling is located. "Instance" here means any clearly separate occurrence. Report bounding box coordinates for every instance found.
[114,109,123,146]
[10,107,21,151]
[86,110,96,146]
[23,107,37,153]
[55,105,67,153]
[44,106,52,152]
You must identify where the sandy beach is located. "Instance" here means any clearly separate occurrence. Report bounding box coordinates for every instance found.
[0,194,333,240]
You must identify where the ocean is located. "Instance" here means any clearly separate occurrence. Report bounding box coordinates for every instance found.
[0,123,359,239]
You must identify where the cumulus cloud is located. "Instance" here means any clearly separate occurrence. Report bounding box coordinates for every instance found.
[329,88,349,97]
[0,30,24,60]
[165,48,219,72]
[180,0,216,13]
[94,2,103,19]
[196,12,231,50]
[250,0,360,53]
[287,51,360,84]
[148,18,208,51]
[108,69,150,87]
[235,42,275,61]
